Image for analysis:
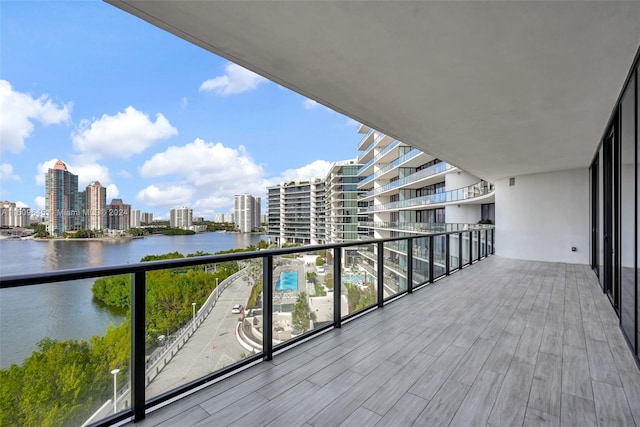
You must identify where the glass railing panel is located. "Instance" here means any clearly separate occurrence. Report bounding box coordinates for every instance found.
[383,241,406,300]
[412,236,430,287]
[449,233,460,271]
[433,235,446,279]
[480,230,487,258]
[346,244,378,316]
[271,250,333,347]
[461,232,471,266]
[146,259,253,400]
[0,276,132,427]
[472,231,479,261]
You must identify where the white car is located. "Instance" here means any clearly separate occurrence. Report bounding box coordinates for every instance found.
[231,304,243,314]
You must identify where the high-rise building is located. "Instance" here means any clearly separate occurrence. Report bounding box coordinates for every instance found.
[169,206,192,229]
[141,212,153,224]
[267,179,325,245]
[45,160,82,236]
[223,213,234,223]
[84,181,107,231]
[234,194,261,233]
[107,199,131,231]
[130,209,141,228]
[0,202,30,228]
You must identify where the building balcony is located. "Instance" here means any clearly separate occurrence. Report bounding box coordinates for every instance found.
[369,181,495,212]
[361,162,456,200]
[6,228,637,426]
[357,148,422,189]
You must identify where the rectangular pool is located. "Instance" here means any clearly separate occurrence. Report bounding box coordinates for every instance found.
[276,271,299,291]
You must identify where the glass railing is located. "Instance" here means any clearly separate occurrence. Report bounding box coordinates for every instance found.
[359,222,492,234]
[0,227,494,427]
[357,140,401,175]
[357,127,374,150]
[358,148,422,188]
[369,181,494,211]
[362,162,455,198]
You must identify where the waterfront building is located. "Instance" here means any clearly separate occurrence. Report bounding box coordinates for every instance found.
[223,213,234,223]
[0,202,30,228]
[44,160,82,236]
[130,209,141,228]
[84,181,107,231]
[169,206,193,229]
[234,194,261,233]
[267,178,325,245]
[107,199,131,231]
[141,212,153,224]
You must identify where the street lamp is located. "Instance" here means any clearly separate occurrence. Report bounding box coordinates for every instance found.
[192,302,196,324]
[110,368,120,414]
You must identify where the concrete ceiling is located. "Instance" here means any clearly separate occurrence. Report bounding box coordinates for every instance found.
[107,1,640,182]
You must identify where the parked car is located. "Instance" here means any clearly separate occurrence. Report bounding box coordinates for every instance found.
[231,304,243,314]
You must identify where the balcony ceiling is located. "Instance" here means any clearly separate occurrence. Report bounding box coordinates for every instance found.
[107,1,640,181]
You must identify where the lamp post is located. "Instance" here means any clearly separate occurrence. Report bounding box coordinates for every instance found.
[110,368,120,414]
[192,302,196,325]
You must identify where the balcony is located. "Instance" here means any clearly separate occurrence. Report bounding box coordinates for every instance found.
[357,148,422,189]
[361,162,456,200]
[369,181,495,212]
[132,259,640,427]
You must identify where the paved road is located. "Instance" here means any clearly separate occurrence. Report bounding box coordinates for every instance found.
[146,273,255,399]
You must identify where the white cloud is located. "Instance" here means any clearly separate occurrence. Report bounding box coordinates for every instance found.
[303,99,319,110]
[36,158,111,188]
[137,138,271,214]
[279,160,333,182]
[34,196,45,211]
[199,63,268,95]
[140,138,265,188]
[15,201,28,208]
[106,184,119,200]
[0,163,20,181]
[71,106,177,161]
[0,80,71,153]
[118,170,132,178]
[135,184,194,208]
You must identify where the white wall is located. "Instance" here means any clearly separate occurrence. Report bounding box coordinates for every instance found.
[445,204,481,224]
[495,168,589,264]
[445,170,479,188]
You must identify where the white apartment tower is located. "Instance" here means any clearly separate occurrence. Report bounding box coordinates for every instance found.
[356,125,495,292]
[84,181,107,231]
[169,207,192,229]
[130,209,141,228]
[234,194,260,233]
[0,202,30,227]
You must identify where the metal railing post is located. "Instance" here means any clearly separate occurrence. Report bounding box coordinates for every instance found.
[476,230,481,262]
[377,242,384,307]
[407,237,413,294]
[445,234,450,275]
[468,231,473,265]
[428,236,434,283]
[131,271,146,422]
[333,248,342,328]
[263,255,273,361]
[492,228,495,254]
[458,232,463,270]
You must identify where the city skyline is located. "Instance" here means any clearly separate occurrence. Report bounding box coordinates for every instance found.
[0,1,360,219]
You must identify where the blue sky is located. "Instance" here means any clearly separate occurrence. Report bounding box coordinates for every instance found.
[0,1,361,219]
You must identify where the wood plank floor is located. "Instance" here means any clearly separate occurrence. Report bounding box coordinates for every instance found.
[129,257,640,427]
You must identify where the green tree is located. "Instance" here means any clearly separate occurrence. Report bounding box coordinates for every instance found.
[315,256,325,266]
[292,292,316,333]
[324,273,334,289]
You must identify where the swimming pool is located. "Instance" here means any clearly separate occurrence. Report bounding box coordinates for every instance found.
[276,271,298,291]
[342,275,364,282]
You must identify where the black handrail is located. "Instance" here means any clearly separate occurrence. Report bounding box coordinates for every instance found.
[0,227,494,426]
